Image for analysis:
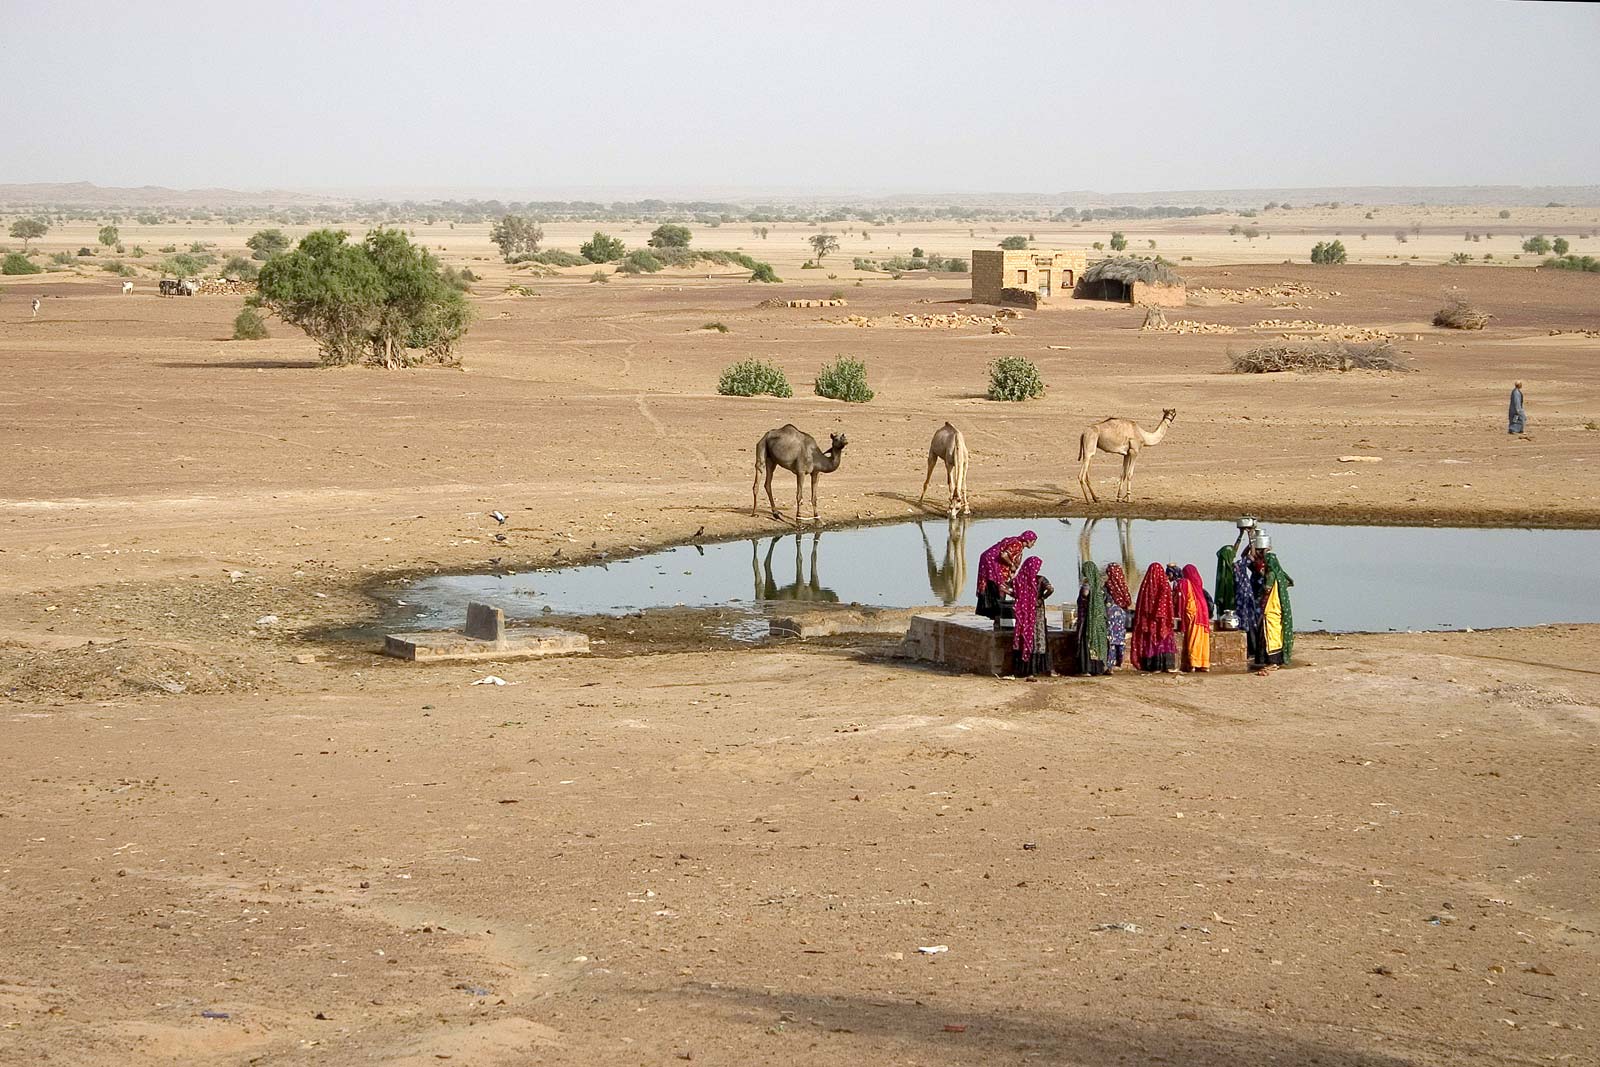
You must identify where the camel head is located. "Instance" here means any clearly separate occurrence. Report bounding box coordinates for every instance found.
[1162,408,1178,424]
[828,432,849,454]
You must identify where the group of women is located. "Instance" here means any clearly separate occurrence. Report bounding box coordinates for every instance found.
[974,528,1294,678]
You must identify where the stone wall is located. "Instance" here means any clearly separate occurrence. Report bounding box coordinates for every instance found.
[1130,281,1188,307]
[1000,287,1040,310]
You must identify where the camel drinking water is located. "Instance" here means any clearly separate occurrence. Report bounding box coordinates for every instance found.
[1076,409,1177,503]
[917,421,971,517]
[752,424,848,525]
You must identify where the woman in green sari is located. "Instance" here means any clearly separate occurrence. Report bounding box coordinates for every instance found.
[1074,560,1109,676]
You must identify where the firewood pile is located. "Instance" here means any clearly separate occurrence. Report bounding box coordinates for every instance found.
[1230,339,1410,374]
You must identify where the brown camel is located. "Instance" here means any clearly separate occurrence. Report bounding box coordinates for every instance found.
[917,422,971,517]
[752,424,848,524]
[1076,409,1177,503]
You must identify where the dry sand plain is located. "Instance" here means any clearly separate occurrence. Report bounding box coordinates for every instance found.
[2,230,1599,1066]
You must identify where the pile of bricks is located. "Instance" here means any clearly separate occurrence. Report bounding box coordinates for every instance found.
[826,312,1006,330]
[195,278,256,296]
[784,298,847,308]
[1193,282,1339,303]
[1145,318,1238,335]
[1252,319,1393,342]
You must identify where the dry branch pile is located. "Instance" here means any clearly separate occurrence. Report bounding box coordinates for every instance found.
[1229,339,1411,374]
[1433,291,1490,330]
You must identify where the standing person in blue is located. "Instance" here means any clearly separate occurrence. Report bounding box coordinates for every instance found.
[1508,380,1527,435]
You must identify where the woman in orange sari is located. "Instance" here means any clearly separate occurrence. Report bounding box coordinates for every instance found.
[1180,564,1212,671]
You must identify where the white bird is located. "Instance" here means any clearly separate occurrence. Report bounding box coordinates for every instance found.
[32,297,42,318]
[490,511,507,524]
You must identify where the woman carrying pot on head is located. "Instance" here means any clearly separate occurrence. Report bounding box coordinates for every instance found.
[975,530,1037,626]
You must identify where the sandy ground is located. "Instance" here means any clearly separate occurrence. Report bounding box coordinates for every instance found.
[1,237,1598,1065]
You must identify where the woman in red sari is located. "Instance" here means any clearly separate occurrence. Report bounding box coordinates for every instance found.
[1130,562,1178,673]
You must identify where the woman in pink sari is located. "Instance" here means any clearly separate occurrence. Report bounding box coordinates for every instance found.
[974,530,1037,625]
[1010,555,1055,677]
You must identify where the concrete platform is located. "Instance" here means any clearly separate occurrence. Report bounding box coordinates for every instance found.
[383,626,589,663]
[384,601,589,663]
[900,611,1074,677]
[901,612,1250,676]
[769,605,933,639]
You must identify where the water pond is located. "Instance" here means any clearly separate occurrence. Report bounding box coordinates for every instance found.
[390,517,1600,639]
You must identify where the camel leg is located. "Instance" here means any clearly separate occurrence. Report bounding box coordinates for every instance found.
[1120,451,1136,502]
[1079,447,1099,503]
[763,462,780,519]
[794,472,804,526]
[918,454,937,506]
[809,471,819,523]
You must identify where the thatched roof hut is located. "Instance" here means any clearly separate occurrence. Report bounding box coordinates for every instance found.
[1077,256,1186,303]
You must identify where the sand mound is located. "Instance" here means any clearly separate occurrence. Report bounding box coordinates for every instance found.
[0,640,265,702]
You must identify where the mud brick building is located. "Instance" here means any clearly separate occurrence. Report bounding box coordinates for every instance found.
[971,248,1088,308]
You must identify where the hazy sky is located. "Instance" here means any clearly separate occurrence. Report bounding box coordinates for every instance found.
[3,0,1596,195]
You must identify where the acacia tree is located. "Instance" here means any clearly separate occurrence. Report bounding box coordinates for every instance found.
[490,215,543,260]
[247,228,291,260]
[647,224,692,249]
[98,224,119,247]
[9,218,48,247]
[1109,231,1128,251]
[808,233,839,263]
[253,228,470,369]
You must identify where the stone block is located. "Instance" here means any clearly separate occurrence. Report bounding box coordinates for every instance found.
[383,625,588,663]
[464,602,505,642]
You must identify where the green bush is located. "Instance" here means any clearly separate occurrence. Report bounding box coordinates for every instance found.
[130,245,146,258]
[617,249,663,274]
[998,235,1028,250]
[160,253,206,276]
[1553,237,1570,256]
[702,321,729,333]
[50,251,75,265]
[1522,235,1552,254]
[232,307,269,340]
[511,248,586,267]
[246,229,291,260]
[589,269,609,283]
[717,358,792,397]
[1109,231,1128,251]
[853,257,879,271]
[2,252,42,275]
[220,255,259,279]
[749,262,780,283]
[1447,252,1472,265]
[100,260,135,276]
[580,231,626,262]
[1310,239,1347,264]
[1498,209,1511,219]
[1543,254,1600,273]
[986,355,1045,401]
[814,356,873,403]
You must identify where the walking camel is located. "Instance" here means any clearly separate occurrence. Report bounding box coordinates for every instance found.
[1076,409,1177,503]
[917,421,971,517]
[752,424,848,525]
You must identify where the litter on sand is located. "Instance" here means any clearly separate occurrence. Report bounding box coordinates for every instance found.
[472,676,508,686]
[916,945,949,955]
[200,1010,231,1020]
[1093,922,1142,933]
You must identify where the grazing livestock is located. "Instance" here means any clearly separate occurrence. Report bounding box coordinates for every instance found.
[121,281,134,295]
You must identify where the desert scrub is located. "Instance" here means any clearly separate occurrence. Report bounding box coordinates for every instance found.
[749,262,780,283]
[589,270,609,283]
[1,252,42,275]
[617,249,663,274]
[718,359,793,398]
[1433,289,1490,329]
[987,356,1045,401]
[814,357,873,403]
[232,307,269,340]
[702,321,729,333]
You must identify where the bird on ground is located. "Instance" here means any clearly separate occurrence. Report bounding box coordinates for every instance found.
[694,525,705,538]
[491,511,507,524]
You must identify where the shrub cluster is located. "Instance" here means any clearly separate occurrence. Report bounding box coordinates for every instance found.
[814,357,873,403]
[1542,254,1600,273]
[2,252,42,275]
[718,358,793,398]
[511,249,587,267]
[986,356,1045,401]
[617,249,664,274]
[1309,240,1347,264]
[232,307,269,340]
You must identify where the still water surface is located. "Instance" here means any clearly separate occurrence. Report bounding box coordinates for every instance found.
[396,518,1600,636]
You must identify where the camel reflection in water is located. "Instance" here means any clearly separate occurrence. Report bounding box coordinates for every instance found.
[752,532,839,603]
[1076,517,1139,578]
[918,517,969,605]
